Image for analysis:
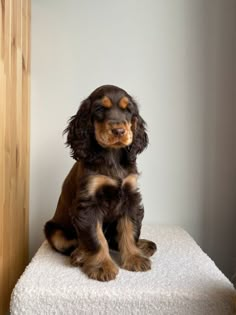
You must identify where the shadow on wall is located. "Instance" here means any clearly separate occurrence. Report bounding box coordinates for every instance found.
[202,1,236,279]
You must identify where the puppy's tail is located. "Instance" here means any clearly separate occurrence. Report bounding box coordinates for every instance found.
[44,220,77,255]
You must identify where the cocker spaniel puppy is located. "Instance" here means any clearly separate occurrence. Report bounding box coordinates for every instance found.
[44,85,157,281]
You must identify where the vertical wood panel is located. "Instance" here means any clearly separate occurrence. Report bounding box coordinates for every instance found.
[0,0,30,314]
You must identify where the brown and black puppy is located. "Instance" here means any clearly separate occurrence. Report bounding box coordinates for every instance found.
[44,85,157,281]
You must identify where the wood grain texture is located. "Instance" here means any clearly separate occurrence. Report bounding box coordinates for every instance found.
[0,0,30,314]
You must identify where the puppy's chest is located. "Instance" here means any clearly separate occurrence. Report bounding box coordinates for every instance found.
[85,171,138,219]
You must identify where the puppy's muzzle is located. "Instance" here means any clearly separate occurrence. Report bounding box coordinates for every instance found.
[108,120,128,137]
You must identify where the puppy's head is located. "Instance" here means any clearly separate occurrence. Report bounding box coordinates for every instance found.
[64,85,148,162]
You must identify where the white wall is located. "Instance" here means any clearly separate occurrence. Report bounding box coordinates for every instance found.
[31,0,236,277]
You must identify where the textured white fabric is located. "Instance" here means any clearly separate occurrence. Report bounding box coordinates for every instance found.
[10,225,236,315]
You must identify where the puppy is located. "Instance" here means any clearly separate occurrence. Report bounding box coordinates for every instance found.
[44,85,156,281]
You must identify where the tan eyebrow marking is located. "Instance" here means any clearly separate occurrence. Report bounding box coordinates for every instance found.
[119,96,129,109]
[101,96,112,108]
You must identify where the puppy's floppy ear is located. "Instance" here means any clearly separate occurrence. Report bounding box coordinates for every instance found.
[64,98,93,160]
[127,100,149,163]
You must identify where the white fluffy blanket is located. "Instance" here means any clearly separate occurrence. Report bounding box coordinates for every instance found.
[10,225,236,314]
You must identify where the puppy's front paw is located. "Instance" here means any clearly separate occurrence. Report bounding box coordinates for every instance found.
[70,248,86,267]
[85,259,119,282]
[137,239,157,257]
[122,254,151,272]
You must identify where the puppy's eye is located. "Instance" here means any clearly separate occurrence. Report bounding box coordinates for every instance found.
[125,106,132,113]
[94,105,105,113]
[93,105,106,121]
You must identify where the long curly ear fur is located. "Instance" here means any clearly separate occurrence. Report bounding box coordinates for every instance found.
[64,98,94,160]
[127,100,149,163]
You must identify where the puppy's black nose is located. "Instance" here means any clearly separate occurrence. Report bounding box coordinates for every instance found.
[112,128,125,136]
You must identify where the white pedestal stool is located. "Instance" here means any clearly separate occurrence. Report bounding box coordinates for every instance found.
[10,225,236,315]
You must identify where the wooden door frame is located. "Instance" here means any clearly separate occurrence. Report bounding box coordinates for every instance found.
[0,1,31,314]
